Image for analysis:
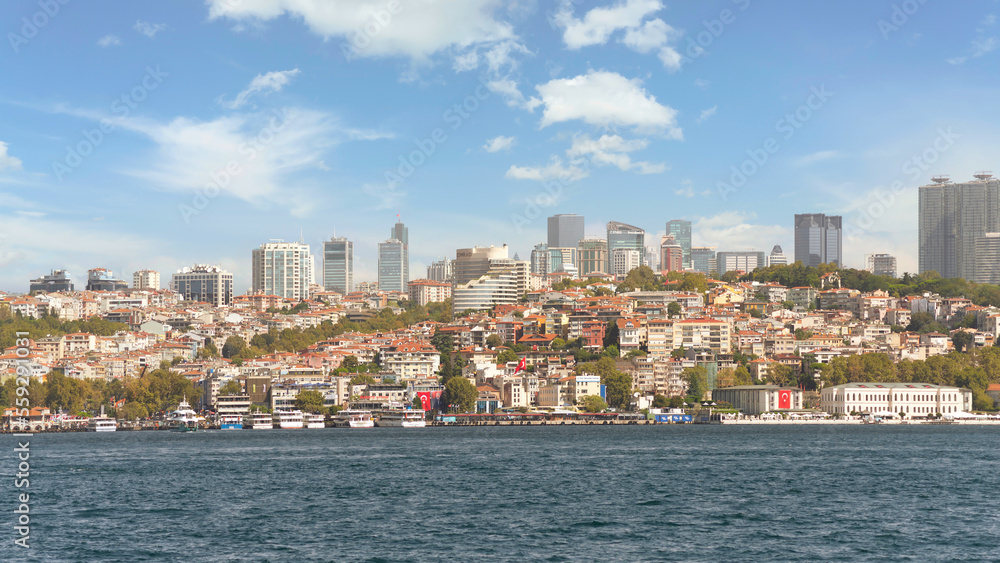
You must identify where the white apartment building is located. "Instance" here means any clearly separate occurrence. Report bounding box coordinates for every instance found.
[252,241,314,301]
[820,383,972,416]
[611,248,642,279]
[133,269,161,290]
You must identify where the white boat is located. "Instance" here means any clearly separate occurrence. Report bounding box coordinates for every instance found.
[273,410,304,429]
[88,405,117,432]
[166,397,200,432]
[219,414,243,430]
[244,412,273,429]
[303,413,326,428]
[333,410,374,428]
[376,409,426,428]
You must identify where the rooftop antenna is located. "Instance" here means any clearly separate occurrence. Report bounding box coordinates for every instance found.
[930,175,950,184]
[973,171,993,181]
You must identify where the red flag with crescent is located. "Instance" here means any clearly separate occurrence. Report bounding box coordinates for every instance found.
[778,390,791,409]
[516,357,526,372]
[417,392,431,410]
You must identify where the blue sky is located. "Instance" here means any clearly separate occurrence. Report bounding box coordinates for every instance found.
[1,0,998,293]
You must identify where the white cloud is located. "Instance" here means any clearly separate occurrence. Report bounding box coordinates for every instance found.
[947,26,998,65]
[206,0,520,68]
[697,105,717,123]
[505,158,588,182]
[483,135,516,152]
[622,18,670,52]
[0,142,23,171]
[554,0,662,49]
[693,211,790,252]
[97,35,121,47]
[794,150,842,167]
[674,179,694,197]
[565,134,665,174]
[224,68,301,109]
[532,70,682,137]
[133,20,167,38]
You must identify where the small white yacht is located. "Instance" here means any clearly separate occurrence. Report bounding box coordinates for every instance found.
[166,397,200,432]
[87,406,117,432]
[272,410,304,429]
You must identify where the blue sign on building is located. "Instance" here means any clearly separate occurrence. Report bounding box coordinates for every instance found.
[654,414,692,423]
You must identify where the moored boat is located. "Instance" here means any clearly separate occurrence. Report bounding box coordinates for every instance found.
[166,397,200,432]
[244,411,273,429]
[88,405,117,432]
[333,410,374,428]
[303,413,326,428]
[273,409,304,429]
[376,409,426,428]
[219,414,243,430]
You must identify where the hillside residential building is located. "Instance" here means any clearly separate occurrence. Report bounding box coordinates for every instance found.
[252,241,314,300]
[171,265,234,307]
[132,269,160,290]
[407,279,452,306]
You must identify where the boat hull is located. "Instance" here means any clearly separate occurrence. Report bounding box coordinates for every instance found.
[376,420,426,428]
[220,423,243,430]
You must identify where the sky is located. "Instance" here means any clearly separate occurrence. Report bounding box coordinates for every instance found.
[1,0,999,293]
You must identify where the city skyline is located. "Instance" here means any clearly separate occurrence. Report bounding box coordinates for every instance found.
[1,1,999,292]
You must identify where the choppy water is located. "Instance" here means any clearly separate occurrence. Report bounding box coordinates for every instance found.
[2,425,999,562]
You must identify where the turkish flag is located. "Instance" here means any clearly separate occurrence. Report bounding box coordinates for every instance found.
[417,392,431,410]
[516,357,526,372]
[778,390,791,409]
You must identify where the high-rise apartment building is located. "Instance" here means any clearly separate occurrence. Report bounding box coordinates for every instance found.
[866,253,897,278]
[322,236,353,295]
[132,269,160,290]
[29,270,74,294]
[85,268,128,291]
[768,245,788,267]
[666,220,692,269]
[577,238,609,277]
[715,251,766,274]
[452,254,529,313]
[531,244,577,275]
[251,241,314,300]
[378,239,408,293]
[660,236,683,272]
[171,265,234,306]
[919,174,1000,280]
[794,214,842,267]
[611,248,642,278]
[974,233,1000,284]
[607,221,645,272]
[427,258,452,282]
[691,248,717,276]
[453,246,509,286]
[548,214,585,250]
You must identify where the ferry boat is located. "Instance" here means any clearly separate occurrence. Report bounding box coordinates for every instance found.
[219,414,243,430]
[376,409,426,428]
[333,410,374,428]
[303,413,326,429]
[272,410,304,429]
[244,412,273,430]
[87,406,117,432]
[166,397,200,432]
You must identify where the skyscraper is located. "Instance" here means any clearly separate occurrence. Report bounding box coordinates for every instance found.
[660,235,683,272]
[548,214,585,249]
[323,236,353,294]
[427,258,452,282]
[974,234,1000,284]
[391,218,410,288]
[919,174,1000,280]
[252,241,314,300]
[691,247,717,276]
[378,239,407,293]
[666,220,692,269]
[606,221,645,272]
[794,214,842,267]
[577,238,609,277]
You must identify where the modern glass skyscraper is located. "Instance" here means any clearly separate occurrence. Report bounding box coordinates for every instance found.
[794,214,842,267]
[548,214,585,250]
[391,218,409,288]
[919,175,1000,280]
[606,221,645,272]
[666,220,692,269]
[691,247,717,275]
[378,239,407,293]
[323,236,353,294]
[251,241,314,300]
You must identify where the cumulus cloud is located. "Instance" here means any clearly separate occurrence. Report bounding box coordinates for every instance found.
[223,69,301,109]
[505,158,588,182]
[697,105,717,123]
[554,0,683,70]
[206,0,520,68]
[532,70,681,137]
[693,211,791,252]
[0,142,23,171]
[566,134,665,174]
[133,20,167,38]
[483,135,516,153]
[97,35,121,47]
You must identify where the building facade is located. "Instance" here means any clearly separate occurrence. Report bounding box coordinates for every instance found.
[611,248,642,278]
[322,236,353,295]
[866,253,898,278]
[132,269,160,290]
[453,246,509,286]
[407,279,452,306]
[171,265,234,306]
[712,385,803,415]
[691,247,717,276]
[547,214,585,249]
[427,258,452,282]
[820,382,972,416]
[378,239,408,293]
[607,221,645,272]
[29,270,74,294]
[666,220,692,269]
[794,213,842,267]
[974,233,1000,284]
[86,268,128,292]
[919,175,1000,280]
[767,245,788,267]
[715,251,766,274]
[252,241,314,300]
[660,235,683,272]
[577,238,608,277]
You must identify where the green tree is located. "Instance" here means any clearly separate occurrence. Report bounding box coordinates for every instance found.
[341,355,360,370]
[733,365,753,386]
[218,379,243,396]
[550,337,567,350]
[952,331,974,352]
[579,395,608,412]
[651,394,670,408]
[485,334,503,349]
[497,349,519,365]
[667,302,681,318]
[350,373,376,386]
[442,377,477,413]
[602,371,633,410]
[684,366,708,401]
[294,390,326,413]
[222,335,247,359]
